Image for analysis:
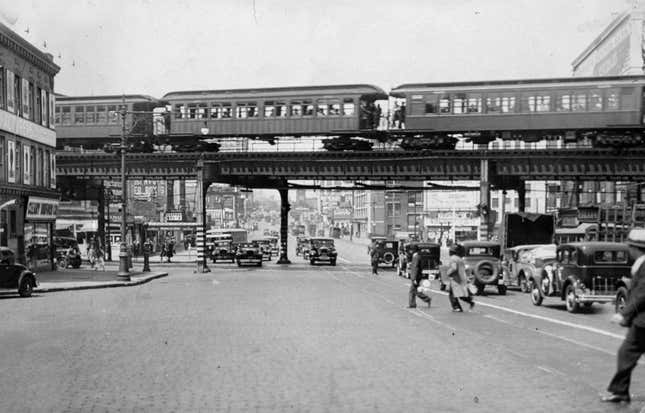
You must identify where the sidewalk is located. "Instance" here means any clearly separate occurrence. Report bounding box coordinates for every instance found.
[34,261,168,293]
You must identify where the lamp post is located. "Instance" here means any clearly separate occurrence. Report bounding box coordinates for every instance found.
[117,106,130,281]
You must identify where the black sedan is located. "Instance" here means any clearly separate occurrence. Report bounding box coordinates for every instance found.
[235,242,263,267]
[0,256,38,297]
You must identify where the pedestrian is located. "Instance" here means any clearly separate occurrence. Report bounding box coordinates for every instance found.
[408,244,432,308]
[446,244,475,312]
[166,241,174,263]
[601,228,645,403]
[94,245,105,271]
[370,242,381,275]
[160,243,166,263]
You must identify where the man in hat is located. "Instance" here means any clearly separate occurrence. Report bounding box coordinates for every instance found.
[408,244,432,308]
[602,228,645,403]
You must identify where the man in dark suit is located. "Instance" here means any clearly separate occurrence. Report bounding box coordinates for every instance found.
[408,245,431,308]
[602,228,645,403]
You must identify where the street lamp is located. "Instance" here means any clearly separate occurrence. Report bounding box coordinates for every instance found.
[117,105,130,281]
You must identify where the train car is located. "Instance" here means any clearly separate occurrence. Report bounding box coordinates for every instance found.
[162,84,387,139]
[390,75,645,148]
[55,94,165,150]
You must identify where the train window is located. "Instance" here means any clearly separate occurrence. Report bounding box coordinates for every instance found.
[571,92,586,111]
[439,95,450,113]
[589,89,602,111]
[107,105,118,123]
[486,97,500,113]
[501,96,515,113]
[453,94,466,114]
[556,93,570,111]
[466,96,482,113]
[328,102,341,116]
[525,95,550,112]
[188,103,206,119]
[74,106,84,124]
[620,87,635,110]
[264,101,275,117]
[606,89,619,110]
[61,106,71,125]
[174,104,186,119]
[85,106,95,124]
[343,98,355,116]
[303,100,314,116]
[97,106,107,123]
[236,102,258,118]
[221,103,232,118]
[316,100,329,116]
[54,106,61,124]
[290,101,302,117]
[275,102,287,117]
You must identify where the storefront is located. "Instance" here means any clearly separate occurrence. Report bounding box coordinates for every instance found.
[25,196,58,271]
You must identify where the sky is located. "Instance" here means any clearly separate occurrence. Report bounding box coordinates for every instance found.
[0,0,635,98]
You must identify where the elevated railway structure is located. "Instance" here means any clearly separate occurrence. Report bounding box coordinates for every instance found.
[57,148,645,271]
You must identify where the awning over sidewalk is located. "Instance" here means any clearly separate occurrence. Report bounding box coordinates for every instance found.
[56,219,98,232]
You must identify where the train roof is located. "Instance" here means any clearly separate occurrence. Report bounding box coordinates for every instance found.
[391,75,645,96]
[55,94,159,104]
[163,84,388,100]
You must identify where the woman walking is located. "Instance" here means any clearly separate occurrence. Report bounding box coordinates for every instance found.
[446,244,475,312]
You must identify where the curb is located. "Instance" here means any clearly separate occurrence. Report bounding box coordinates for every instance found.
[34,272,169,293]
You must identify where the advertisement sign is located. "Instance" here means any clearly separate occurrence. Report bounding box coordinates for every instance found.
[165,211,183,222]
[23,144,30,185]
[26,196,58,220]
[7,139,15,183]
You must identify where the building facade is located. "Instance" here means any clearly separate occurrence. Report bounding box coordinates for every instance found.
[0,23,59,270]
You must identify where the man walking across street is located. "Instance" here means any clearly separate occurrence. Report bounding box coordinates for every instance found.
[602,228,645,403]
[446,244,475,312]
[408,244,431,308]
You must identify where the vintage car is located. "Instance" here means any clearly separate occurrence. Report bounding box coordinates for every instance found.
[503,244,556,293]
[54,236,82,269]
[459,240,506,295]
[616,276,631,314]
[529,242,632,313]
[295,236,309,257]
[235,242,263,267]
[308,238,337,265]
[397,242,441,280]
[367,236,387,256]
[370,240,399,267]
[211,239,236,263]
[0,255,38,297]
[254,239,273,261]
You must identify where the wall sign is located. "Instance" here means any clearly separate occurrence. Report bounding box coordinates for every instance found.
[26,196,58,220]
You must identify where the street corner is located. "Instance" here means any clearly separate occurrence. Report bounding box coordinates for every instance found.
[34,271,169,293]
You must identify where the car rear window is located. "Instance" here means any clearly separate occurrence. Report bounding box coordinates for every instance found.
[467,247,496,256]
[594,250,628,264]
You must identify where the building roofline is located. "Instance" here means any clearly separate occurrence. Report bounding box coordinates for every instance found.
[0,21,60,76]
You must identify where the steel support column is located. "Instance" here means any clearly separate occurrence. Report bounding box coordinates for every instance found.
[195,161,210,273]
[277,187,291,264]
[479,159,490,241]
[517,181,526,212]
[97,181,106,262]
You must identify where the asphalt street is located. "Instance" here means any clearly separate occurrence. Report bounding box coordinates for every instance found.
[0,233,643,412]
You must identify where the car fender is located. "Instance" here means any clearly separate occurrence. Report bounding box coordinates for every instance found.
[18,270,37,288]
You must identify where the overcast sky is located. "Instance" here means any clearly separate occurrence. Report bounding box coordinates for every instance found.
[1,0,634,98]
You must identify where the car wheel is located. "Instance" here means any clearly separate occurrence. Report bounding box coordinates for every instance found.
[18,276,33,297]
[616,286,628,314]
[530,280,543,306]
[331,259,336,266]
[565,284,579,313]
[498,285,507,295]
[519,275,529,293]
[310,259,315,265]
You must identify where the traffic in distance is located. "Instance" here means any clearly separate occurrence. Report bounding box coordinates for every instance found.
[55,75,645,153]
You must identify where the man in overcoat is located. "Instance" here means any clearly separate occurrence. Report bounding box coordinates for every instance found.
[602,228,645,403]
[408,244,431,308]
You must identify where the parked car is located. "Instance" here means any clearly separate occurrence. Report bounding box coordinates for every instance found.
[459,240,506,295]
[503,244,556,293]
[253,239,273,261]
[0,246,16,265]
[397,241,441,280]
[368,236,387,256]
[529,242,632,313]
[373,240,399,267]
[266,236,280,256]
[308,238,337,265]
[53,236,82,269]
[235,242,263,267]
[616,276,631,314]
[0,250,38,297]
[211,239,236,263]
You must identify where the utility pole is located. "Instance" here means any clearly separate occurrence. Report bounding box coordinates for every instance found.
[117,104,130,281]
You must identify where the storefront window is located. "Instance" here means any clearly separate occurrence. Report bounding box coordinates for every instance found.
[24,222,51,270]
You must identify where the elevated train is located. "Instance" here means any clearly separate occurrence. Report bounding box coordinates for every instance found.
[55,75,645,152]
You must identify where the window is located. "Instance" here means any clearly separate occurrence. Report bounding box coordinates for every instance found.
[606,89,619,110]
[14,74,21,117]
[619,87,635,110]
[594,250,628,264]
[5,69,14,113]
[187,103,206,119]
[35,87,42,124]
[27,81,34,120]
[486,96,501,113]
[264,101,275,117]
[61,106,71,125]
[501,96,516,113]
[40,89,46,126]
[85,106,96,123]
[466,95,482,113]
[524,94,551,112]
[96,105,107,123]
[491,197,499,208]
[453,94,466,114]
[74,106,84,124]
[316,100,329,116]
[303,100,314,116]
[275,102,287,117]
[589,89,602,111]
[439,95,451,113]
[23,144,30,185]
[36,148,42,186]
[48,93,54,129]
[556,93,570,111]
[328,101,341,116]
[236,102,258,118]
[221,103,232,118]
[107,105,118,123]
[386,201,401,217]
[0,67,4,110]
[290,101,302,117]
[572,92,586,111]
[44,151,49,187]
[342,98,355,116]
[525,197,531,208]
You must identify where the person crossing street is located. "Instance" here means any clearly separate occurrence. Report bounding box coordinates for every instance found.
[408,244,431,308]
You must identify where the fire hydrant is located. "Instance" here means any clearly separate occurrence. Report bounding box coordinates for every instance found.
[143,240,152,272]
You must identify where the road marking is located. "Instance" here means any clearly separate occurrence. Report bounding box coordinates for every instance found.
[425,287,626,340]
[536,328,616,357]
[537,365,566,377]
[337,257,351,264]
